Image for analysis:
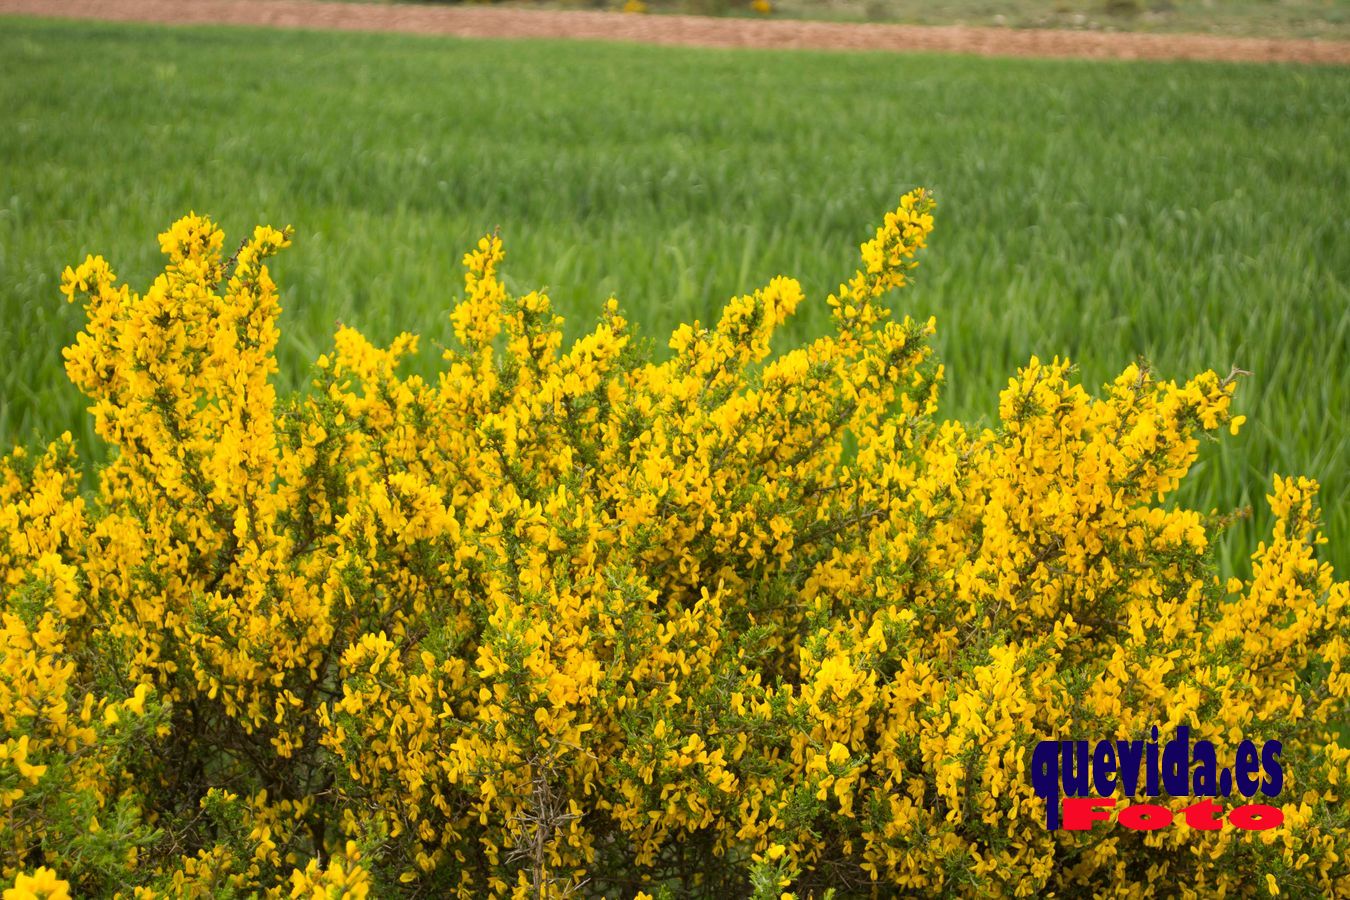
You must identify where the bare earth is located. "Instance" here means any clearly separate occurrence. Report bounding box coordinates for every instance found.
[3,0,1349,64]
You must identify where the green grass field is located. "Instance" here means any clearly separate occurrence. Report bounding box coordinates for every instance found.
[0,17,1346,572]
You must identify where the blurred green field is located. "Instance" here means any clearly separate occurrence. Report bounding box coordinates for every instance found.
[0,17,1346,572]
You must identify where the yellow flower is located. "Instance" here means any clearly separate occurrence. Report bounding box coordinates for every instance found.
[2,194,1340,896]
[3,869,71,900]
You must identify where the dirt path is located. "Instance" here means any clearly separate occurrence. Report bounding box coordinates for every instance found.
[4,0,1349,65]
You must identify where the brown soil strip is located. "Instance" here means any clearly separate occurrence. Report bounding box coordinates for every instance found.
[3,0,1349,65]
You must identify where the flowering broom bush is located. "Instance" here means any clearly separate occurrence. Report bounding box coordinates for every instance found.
[1,191,1346,897]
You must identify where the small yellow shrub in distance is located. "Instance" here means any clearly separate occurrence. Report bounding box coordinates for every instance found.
[1,191,1346,896]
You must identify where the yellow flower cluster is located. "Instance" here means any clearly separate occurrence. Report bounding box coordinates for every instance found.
[1,190,1345,896]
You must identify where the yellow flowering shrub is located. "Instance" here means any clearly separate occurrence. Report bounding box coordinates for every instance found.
[1,191,1346,896]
